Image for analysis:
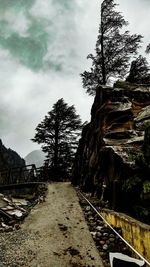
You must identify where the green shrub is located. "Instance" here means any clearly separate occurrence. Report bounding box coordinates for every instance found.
[122,176,141,192]
[143,181,150,194]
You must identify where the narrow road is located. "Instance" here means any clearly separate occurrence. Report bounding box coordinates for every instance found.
[0,183,104,267]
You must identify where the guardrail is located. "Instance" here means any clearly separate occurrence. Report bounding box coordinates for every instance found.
[78,191,150,266]
[0,164,50,185]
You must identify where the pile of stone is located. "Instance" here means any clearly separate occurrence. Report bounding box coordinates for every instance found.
[0,193,35,232]
[78,192,132,267]
[0,183,47,232]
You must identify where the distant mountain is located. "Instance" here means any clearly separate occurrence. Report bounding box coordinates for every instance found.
[25,150,46,168]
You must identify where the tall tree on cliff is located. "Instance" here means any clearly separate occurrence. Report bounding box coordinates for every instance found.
[81,0,142,95]
[32,99,82,180]
[126,55,150,84]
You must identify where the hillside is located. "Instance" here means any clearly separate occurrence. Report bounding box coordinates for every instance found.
[0,139,25,185]
[0,139,25,171]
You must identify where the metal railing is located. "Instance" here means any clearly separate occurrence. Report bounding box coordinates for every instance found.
[0,164,47,185]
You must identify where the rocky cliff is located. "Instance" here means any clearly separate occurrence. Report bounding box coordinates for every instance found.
[73,82,150,223]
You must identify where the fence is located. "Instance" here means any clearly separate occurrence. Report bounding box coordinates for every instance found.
[0,164,47,185]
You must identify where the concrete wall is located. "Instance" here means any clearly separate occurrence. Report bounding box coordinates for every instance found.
[101,209,150,262]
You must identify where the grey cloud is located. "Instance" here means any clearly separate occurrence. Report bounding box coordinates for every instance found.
[0,0,35,12]
[0,0,80,72]
[0,32,48,70]
[0,0,150,157]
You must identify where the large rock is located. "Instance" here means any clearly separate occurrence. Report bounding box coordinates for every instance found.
[73,84,150,221]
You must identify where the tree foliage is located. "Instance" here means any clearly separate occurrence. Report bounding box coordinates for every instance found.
[126,55,150,84]
[81,0,142,95]
[32,98,82,180]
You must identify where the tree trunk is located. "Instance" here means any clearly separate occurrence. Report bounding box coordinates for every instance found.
[54,124,59,170]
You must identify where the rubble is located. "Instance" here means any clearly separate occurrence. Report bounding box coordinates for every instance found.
[0,183,47,232]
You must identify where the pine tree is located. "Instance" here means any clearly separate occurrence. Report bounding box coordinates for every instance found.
[32,99,82,180]
[126,55,150,84]
[81,0,142,95]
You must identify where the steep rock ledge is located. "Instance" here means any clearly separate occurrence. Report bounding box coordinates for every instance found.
[73,84,150,222]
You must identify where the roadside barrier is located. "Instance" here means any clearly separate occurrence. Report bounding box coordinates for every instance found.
[78,191,150,266]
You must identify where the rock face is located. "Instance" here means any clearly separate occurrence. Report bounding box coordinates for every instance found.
[0,140,25,184]
[143,126,150,165]
[73,83,150,222]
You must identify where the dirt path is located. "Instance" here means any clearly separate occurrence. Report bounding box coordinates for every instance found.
[0,183,104,267]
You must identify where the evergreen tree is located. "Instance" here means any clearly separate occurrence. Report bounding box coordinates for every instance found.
[32,98,82,180]
[81,0,142,95]
[126,55,150,84]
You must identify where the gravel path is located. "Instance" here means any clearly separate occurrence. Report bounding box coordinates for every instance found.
[0,182,104,267]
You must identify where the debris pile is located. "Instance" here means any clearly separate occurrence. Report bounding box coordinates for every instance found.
[0,193,33,231]
[0,183,47,232]
[78,192,132,267]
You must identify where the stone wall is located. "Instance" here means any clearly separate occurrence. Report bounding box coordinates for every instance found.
[101,209,150,263]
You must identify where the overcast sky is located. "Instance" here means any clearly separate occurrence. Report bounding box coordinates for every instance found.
[0,0,150,157]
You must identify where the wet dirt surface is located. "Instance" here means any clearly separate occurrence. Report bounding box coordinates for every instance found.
[0,183,103,267]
